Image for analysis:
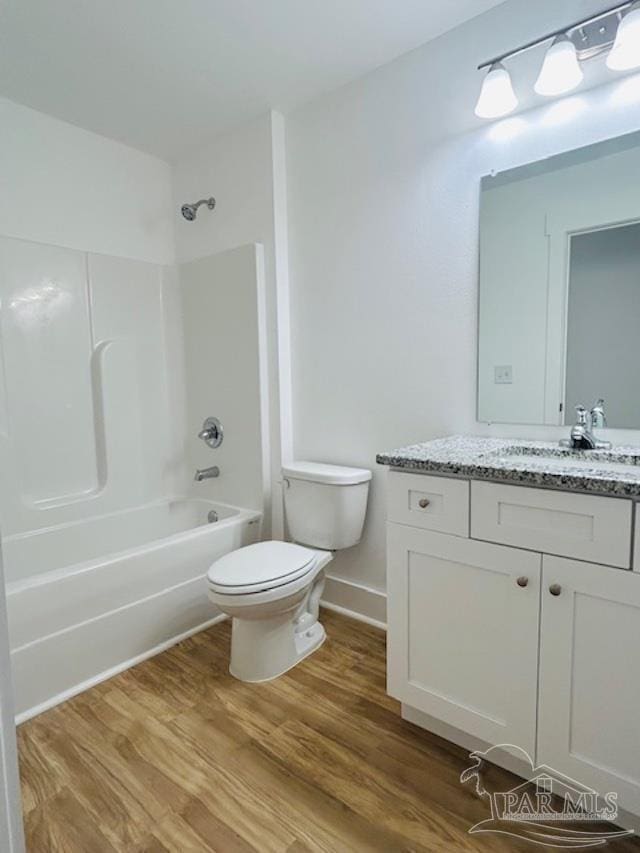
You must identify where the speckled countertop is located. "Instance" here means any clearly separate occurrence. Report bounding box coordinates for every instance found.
[376,435,640,498]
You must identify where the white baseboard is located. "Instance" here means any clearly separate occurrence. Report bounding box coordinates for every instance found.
[15,612,227,725]
[321,575,386,630]
[320,600,386,631]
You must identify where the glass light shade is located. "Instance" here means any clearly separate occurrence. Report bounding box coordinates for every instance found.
[535,35,584,96]
[475,62,518,119]
[607,3,640,71]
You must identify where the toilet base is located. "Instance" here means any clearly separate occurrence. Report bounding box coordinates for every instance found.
[229,615,326,683]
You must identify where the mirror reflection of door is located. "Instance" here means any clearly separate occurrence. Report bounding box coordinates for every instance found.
[565,222,640,430]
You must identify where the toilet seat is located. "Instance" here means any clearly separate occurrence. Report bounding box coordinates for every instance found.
[207,541,319,595]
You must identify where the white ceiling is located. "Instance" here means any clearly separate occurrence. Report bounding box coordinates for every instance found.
[0,0,506,160]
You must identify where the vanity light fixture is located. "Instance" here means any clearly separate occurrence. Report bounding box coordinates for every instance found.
[476,0,640,119]
[535,34,584,96]
[475,62,519,118]
[607,1,640,70]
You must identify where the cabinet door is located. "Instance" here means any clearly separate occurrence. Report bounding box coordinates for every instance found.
[387,524,541,752]
[538,556,640,815]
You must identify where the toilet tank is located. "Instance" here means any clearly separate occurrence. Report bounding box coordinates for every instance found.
[282,461,372,550]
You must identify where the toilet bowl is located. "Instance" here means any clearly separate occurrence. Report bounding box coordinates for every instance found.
[207,541,333,682]
[207,461,371,682]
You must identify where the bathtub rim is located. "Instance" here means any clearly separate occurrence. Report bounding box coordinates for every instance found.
[6,497,262,595]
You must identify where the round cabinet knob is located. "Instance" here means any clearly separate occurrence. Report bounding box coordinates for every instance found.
[549,583,562,597]
[516,576,529,588]
[418,498,431,509]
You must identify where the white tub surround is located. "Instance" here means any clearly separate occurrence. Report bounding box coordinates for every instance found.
[8,501,261,722]
[0,238,184,543]
[180,244,270,516]
[379,438,640,827]
[0,232,271,723]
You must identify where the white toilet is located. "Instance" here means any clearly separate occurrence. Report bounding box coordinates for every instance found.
[207,461,371,682]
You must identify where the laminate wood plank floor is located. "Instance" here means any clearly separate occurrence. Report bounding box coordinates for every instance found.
[18,610,640,852]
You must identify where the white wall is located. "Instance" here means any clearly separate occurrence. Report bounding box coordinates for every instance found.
[0,98,174,264]
[285,0,640,613]
[172,112,292,536]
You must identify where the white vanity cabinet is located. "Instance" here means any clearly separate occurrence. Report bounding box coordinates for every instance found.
[387,525,540,752]
[386,470,640,819]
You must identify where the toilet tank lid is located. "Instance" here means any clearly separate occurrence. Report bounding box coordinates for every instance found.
[282,461,372,486]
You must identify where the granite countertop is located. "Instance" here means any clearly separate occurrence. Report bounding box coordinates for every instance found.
[376,435,640,498]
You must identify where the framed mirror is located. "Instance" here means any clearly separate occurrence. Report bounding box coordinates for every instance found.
[478,130,640,428]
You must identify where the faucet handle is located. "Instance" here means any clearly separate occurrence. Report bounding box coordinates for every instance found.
[591,399,607,428]
[574,405,588,426]
[198,417,223,448]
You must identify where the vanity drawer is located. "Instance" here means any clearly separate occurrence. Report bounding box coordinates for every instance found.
[387,471,469,536]
[471,482,633,568]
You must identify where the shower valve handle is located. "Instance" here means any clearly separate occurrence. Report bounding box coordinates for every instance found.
[198,417,224,449]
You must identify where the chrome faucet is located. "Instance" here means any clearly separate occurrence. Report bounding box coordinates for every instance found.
[567,406,597,450]
[194,466,220,482]
[561,400,611,451]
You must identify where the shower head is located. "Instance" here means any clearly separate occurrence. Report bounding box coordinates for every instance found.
[181,197,216,221]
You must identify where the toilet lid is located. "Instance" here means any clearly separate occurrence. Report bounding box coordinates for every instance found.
[207,541,317,593]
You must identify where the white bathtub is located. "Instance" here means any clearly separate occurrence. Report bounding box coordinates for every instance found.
[5,499,262,722]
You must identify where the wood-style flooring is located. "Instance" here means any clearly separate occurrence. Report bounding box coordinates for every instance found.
[18,610,640,852]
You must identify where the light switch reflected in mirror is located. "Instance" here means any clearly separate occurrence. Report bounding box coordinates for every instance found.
[478,130,640,429]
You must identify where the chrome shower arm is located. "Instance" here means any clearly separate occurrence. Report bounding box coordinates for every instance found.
[192,198,216,211]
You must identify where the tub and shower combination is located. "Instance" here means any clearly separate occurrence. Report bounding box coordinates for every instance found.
[5,499,261,721]
[0,231,268,723]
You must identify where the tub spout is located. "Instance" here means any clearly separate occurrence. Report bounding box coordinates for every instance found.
[194,466,220,482]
